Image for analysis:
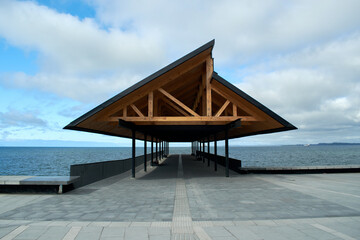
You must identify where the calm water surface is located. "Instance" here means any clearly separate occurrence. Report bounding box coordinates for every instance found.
[1,146,360,176]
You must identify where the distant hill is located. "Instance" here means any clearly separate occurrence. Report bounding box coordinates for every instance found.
[317,142,360,146]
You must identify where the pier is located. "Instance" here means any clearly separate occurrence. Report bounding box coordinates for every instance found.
[1,154,359,239]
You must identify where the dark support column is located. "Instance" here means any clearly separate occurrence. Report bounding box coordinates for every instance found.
[156,140,158,163]
[151,136,154,166]
[214,134,218,171]
[161,141,163,159]
[132,128,136,178]
[202,140,205,163]
[144,133,147,172]
[225,128,229,177]
[207,137,210,167]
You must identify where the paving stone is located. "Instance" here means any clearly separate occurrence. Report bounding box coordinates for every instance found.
[0,155,359,240]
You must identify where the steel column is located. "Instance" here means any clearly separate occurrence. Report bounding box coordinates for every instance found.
[151,136,154,166]
[132,128,136,178]
[207,137,210,167]
[144,133,147,172]
[156,139,158,163]
[214,134,217,171]
[225,128,229,177]
[202,140,205,163]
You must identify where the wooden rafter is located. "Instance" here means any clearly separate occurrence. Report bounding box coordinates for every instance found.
[233,103,237,116]
[211,83,261,120]
[130,104,144,117]
[192,84,203,111]
[123,106,127,117]
[215,100,230,117]
[158,88,199,116]
[159,96,190,116]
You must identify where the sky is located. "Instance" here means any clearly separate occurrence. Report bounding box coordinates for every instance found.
[0,0,360,147]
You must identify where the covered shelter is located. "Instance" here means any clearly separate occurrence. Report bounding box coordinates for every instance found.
[64,40,296,177]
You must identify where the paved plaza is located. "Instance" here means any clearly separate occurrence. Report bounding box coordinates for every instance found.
[0,154,360,239]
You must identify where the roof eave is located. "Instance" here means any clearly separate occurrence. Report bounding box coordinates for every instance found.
[212,72,297,130]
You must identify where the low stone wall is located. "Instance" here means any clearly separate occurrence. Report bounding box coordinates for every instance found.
[196,151,242,172]
[70,153,153,188]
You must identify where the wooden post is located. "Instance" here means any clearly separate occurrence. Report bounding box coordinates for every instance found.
[206,58,212,116]
[148,91,153,117]
[144,133,147,172]
[151,136,154,166]
[132,128,136,178]
[225,128,229,177]
[214,134,217,172]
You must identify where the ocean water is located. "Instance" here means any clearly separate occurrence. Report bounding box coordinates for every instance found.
[1,145,360,176]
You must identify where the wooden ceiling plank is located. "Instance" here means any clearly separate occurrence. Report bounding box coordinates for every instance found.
[215,100,230,117]
[130,104,144,117]
[158,88,199,116]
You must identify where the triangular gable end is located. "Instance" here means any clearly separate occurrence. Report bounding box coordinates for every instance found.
[64,40,296,142]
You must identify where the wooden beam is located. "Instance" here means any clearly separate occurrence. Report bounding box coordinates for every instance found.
[113,116,257,124]
[215,100,230,117]
[192,84,203,111]
[123,106,127,117]
[201,73,206,116]
[211,82,263,120]
[206,58,213,116]
[233,103,237,116]
[94,50,211,121]
[158,88,199,116]
[118,116,245,125]
[111,116,256,122]
[148,91,153,117]
[130,104,144,117]
[160,96,190,116]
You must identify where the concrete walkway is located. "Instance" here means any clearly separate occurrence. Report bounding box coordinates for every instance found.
[0,154,359,239]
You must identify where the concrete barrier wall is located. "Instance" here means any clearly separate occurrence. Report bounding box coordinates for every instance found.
[70,153,153,188]
[196,151,242,172]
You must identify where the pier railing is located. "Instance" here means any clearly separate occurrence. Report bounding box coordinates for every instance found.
[70,153,155,188]
[196,151,242,172]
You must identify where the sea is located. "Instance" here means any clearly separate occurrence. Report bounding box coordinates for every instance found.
[1,145,360,176]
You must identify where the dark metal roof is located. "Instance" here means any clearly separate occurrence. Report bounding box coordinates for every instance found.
[212,72,297,130]
[64,40,215,129]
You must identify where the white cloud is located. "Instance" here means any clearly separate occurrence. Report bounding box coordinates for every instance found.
[0,0,166,102]
[1,71,141,102]
[236,33,360,141]
[91,0,360,65]
[0,109,47,128]
[0,0,164,74]
[1,0,360,144]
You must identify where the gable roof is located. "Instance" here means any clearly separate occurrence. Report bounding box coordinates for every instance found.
[64,40,296,142]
